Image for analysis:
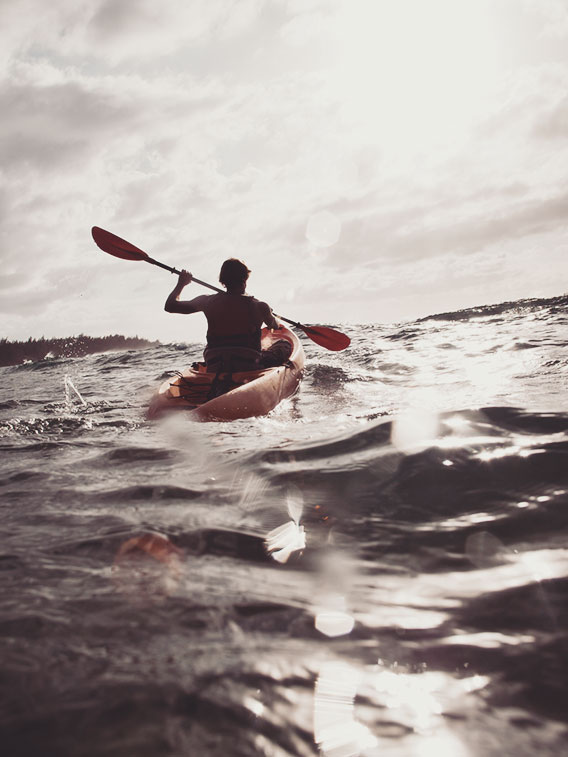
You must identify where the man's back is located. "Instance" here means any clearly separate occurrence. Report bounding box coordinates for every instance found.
[197,293,268,338]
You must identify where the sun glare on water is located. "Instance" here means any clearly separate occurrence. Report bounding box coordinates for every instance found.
[328,0,500,157]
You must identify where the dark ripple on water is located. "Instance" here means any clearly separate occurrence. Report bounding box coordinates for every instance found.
[1,296,568,755]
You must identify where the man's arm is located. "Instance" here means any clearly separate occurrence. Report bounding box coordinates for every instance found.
[260,301,281,330]
[164,270,206,314]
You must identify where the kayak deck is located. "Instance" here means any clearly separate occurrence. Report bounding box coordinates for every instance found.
[147,327,304,421]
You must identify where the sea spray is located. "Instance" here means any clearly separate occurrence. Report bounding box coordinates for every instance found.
[64,373,87,408]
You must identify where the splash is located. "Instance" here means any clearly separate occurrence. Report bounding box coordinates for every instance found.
[265,485,306,563]
[64,374,87,408]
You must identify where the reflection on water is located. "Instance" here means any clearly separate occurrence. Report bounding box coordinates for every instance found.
[314,658,490,757]
[391,407,441,452]
[315,661,376,756]
[1,295,568,755]
[265,484,306,563]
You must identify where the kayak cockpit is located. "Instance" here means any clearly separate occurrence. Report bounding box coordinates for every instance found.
[165,363,272,408]
[147,326,304,421]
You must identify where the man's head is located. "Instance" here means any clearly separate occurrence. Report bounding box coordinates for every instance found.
[219,258,250,293]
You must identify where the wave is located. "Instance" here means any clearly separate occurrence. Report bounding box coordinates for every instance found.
[255,407,568,551]
[0,415,107,439]
[8,356,78,372]
[86,445,180,467]
[0,400,20,410]
[93,484,204,503]
[417,293,568,323]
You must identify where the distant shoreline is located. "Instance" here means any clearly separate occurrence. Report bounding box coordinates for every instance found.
[0,335,160,367]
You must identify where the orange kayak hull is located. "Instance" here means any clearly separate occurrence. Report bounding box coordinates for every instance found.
[147,327,304,422]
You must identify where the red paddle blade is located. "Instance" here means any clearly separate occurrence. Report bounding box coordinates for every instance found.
[91,226,149,262]
[301,325,350,351]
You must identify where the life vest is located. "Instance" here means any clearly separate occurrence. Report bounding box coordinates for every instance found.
[203,294,262,373]
[205,329,261,352]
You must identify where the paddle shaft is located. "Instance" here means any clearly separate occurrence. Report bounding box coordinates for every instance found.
[149,257,222,292]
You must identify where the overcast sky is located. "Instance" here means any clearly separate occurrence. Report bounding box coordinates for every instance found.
[2,0,568,343]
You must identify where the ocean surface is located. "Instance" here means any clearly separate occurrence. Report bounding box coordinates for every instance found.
[1,294,568,757]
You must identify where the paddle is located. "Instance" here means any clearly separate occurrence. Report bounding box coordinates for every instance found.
[91,226,350,351]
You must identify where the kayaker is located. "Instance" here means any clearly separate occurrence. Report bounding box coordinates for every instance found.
[164,259,292,372]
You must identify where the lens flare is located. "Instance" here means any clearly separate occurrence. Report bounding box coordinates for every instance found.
[306,210,342,247]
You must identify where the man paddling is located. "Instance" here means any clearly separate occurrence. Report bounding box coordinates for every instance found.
[164,259,292,372]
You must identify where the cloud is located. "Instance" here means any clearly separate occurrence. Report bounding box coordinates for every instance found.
[2,0,568,340]
[0,260,102,316]
[0,56,238,278]
[522,0,568,37]
[0,77,136,170]
[532,95,568,140]
[324,186,568,274]
[1,57,229,167]
[0,0,269,69]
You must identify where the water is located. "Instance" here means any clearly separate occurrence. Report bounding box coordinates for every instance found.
[1,295,567,756]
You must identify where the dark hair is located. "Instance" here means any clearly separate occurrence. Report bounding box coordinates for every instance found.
[219,258,250,289]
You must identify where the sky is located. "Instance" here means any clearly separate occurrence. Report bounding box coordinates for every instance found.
[1,0,568,344]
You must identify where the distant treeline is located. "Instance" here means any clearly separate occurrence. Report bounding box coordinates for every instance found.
[0,335,159,367]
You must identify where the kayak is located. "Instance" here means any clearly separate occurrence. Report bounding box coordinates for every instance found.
[147,326,305,421]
